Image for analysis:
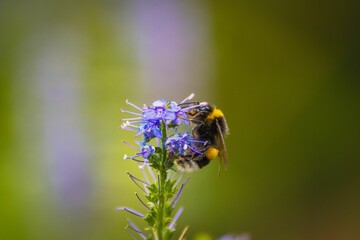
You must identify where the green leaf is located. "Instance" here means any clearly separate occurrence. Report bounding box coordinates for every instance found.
[145,209,156,226]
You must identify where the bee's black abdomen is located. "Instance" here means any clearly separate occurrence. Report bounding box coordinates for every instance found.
[175,154,210,172]
[196,155,210,168]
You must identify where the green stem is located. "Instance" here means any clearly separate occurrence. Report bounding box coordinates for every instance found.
[157,121,168,240]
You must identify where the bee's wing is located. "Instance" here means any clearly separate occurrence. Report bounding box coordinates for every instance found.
[216,119,228,170]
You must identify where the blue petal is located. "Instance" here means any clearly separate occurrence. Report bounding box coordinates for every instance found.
[168,101,181,112]
[163,110,176,121]
[141,145,155,158]
[142,109,158,121]
[152,126,162,138]
[152,99,167,107]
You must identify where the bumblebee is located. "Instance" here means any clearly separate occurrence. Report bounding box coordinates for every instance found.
[175,103,229,172]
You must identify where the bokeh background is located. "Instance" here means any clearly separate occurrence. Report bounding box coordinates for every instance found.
[1,1,359,240]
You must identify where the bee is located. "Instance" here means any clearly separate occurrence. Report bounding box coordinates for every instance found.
[175,103,229,172]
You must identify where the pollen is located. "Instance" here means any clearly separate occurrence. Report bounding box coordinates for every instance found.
[205,147,219,160]
[207,108,224,120]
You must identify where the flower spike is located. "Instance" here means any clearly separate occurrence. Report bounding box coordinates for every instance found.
[119,94,208,239]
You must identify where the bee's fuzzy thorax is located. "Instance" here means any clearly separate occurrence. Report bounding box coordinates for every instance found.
[206,108,224,120]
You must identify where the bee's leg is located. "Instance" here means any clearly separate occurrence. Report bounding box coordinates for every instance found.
[190,119,204,125]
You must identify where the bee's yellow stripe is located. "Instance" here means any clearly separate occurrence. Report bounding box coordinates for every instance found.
[205,146,219,160]
[206,108,224,120]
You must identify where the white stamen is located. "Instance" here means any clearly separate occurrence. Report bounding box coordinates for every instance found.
[120,122,129,129]
[121,108,142,116]
[126,122,140,128]
[180,93,195,104]
[126,120,143,125]
[135,132,143,137]
[126,99,144,112]
[120,127,138,132]
[120,121,140,131]
[120,117,142,121]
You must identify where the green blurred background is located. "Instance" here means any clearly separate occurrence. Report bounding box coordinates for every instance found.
[1,1,359,240]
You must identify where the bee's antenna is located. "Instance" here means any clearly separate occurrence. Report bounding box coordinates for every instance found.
[177,101,200,108]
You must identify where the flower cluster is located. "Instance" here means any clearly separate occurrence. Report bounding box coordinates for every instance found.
[121,94,205,162]
[118,94,204,240]
[121,98,189,137]
[166,132,205,156]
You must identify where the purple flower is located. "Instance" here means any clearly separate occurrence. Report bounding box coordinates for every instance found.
[165,132,205,156]
[121,96,193,142]
[140,145,155,159]
[138,121,162,141]
[122,141,156,161]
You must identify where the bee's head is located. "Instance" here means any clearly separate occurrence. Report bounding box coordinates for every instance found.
[188,104,214,120]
